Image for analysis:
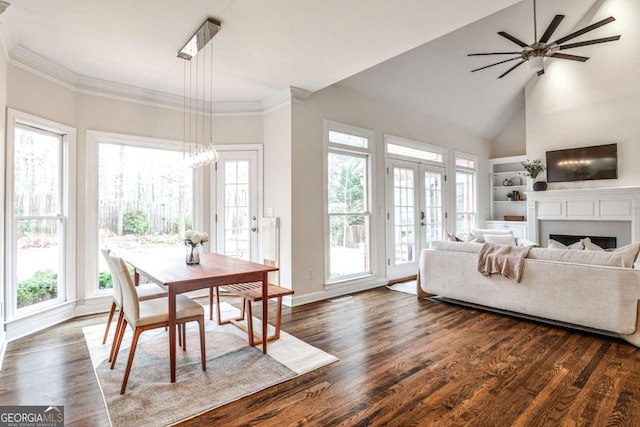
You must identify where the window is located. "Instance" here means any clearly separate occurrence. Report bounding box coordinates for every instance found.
[6,111,76,317]
[325,121,374,283]
[96,141,194,292]
[455,153,477,235]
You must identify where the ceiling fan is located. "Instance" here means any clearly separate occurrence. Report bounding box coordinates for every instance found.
[468,0,621,78]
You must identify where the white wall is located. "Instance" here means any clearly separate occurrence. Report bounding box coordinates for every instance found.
[491,104,526,158]
[290,84,492,301]
[262,104,292,288]
[525,0,640,189]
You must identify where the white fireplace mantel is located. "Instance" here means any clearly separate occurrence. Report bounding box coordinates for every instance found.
[526,186,640,244]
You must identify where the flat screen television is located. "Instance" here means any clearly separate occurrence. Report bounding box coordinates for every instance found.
[546,143,618,183]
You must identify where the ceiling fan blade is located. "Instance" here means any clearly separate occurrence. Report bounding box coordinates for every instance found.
[471,57,522,73]
[551,53,589,62]
[559,35,621,50]
[468,52,522,56]
[498,60,526,78]
[539,15,565,43]
[537,69,545,76]
[552,16,616,45]
[498,31,529,48]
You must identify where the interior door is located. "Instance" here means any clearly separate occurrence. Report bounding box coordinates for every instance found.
[214,150,259,261]
[386,160,445,279]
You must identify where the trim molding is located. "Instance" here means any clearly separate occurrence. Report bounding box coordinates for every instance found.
[8,44,312,115]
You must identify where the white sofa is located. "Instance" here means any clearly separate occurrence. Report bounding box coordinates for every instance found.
[418,240,640,347]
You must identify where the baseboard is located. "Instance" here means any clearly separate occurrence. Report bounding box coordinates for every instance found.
[291,278,388,307]
[387,275,417,285]
[5,301,76,342]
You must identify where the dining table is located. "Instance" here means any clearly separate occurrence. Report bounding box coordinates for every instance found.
[126,252,279,383]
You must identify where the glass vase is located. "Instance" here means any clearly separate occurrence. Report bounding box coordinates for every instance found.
[186,244,200,265]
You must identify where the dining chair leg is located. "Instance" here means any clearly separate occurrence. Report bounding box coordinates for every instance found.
[120,327,142,394]
[111,318,128,369]
[275,296,283,340]
[109,310,125,363]
[209,287,214,321]
[246,299,255,346]
[214,287,223,325]
[198,317,206,371]
[178,323,182,347]
[102,301,117,345]
[182,323,187,352]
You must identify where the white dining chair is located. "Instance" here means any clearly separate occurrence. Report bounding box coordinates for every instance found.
[108,253,206,394]
[100,248,166,361]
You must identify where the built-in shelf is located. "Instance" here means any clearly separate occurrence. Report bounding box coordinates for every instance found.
[487,155,530,240]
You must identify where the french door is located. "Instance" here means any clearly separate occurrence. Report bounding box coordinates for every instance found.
[212,150,259,261]
[386,159,446,279]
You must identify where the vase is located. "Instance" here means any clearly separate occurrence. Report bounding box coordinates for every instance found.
[533,181,548,191]
[186,244,200,265]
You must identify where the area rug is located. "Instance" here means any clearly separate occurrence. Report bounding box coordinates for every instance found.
[83,302,338,427]
[386,280,417,295]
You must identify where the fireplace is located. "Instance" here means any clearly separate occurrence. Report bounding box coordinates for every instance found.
[549,234,617,249]
[526,187,640,246]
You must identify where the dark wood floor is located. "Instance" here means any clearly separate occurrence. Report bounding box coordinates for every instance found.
[2,287,640,426]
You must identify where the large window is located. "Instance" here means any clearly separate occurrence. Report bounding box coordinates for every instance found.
[455,153,477,235]
[325,122,373,283]
[6,111,76,317]
[97,141,193,291]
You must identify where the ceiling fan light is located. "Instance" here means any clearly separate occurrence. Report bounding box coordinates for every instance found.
[529,56,544,71]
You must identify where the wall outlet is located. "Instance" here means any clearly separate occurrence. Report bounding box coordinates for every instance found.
[266,208,274,217]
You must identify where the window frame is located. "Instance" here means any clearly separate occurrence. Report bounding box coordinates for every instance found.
[84,131,201,299]
[454,151,478,235]
[5,109,77,321]
[323,120,375,285]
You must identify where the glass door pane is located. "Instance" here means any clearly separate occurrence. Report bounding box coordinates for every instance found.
[422,167,444,245]
[215,151,259,261]
[393,167,415,264]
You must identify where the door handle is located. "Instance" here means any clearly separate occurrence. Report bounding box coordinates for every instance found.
[251,227,257,232]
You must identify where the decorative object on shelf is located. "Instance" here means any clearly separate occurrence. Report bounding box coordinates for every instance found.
[467,0,621,78]
[178,18,221,169]
[503,178,513,186]
[521,158,547,191]
[533,181,548,191]
[504,215,525,221]
[506,192,514,201]
[185,230,209,265]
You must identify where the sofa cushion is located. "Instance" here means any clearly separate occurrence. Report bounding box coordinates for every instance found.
[484,234,517,246]
[527,247,625,267]
[471,228,514,242]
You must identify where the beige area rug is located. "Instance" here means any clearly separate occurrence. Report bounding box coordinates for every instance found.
[83,302,338,427]
[386,280,417,295]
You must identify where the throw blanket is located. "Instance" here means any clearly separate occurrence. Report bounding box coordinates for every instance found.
[477,243,530,283]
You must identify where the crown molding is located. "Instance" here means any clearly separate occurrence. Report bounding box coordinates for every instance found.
[8,44,265,115]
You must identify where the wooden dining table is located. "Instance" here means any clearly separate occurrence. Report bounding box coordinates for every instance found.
[126,252,279,383]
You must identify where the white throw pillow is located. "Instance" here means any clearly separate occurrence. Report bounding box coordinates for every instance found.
[472,228,514,241]
[548,239,583,250]
[582,237,605,251]
[614,243,640,268]
[484,234,517,246]
[515,238,538,247]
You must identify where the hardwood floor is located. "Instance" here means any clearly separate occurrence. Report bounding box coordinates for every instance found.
[2,288,640,426]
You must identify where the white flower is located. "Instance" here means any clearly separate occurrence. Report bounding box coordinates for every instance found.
[200,233,209,243]
[191,233,202,244]
[185,230,195,239]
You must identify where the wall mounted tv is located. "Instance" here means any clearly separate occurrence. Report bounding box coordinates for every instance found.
[546,143,618,183]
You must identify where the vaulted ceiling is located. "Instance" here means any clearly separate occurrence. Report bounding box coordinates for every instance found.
[1,0,612,140]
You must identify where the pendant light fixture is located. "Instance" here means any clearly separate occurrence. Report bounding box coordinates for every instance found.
[178,18,221,168]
